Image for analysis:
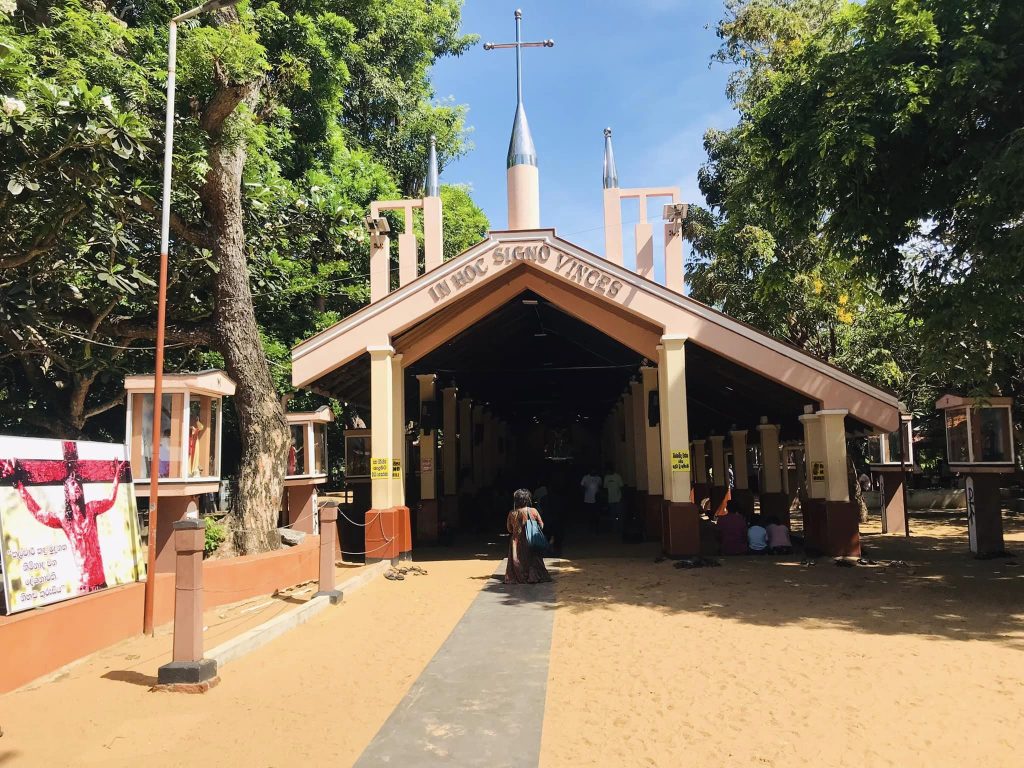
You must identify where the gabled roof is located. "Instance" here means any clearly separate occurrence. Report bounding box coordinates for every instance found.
[292,229,901,431]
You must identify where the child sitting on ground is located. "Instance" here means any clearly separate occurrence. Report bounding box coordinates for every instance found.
[765,516,793,555]
[747,518,769,554]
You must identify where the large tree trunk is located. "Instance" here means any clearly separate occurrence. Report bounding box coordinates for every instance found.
[199,70,289,555]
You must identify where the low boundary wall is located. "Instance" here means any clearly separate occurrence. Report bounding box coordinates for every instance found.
[0,536,320,693]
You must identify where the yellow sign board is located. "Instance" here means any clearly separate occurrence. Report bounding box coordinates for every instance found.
[370,457,389,479]
[811,461,826,482]
[671,450,690,472]
[391,459,401,479]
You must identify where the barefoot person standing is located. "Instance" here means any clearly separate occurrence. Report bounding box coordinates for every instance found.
[505,489,552,584]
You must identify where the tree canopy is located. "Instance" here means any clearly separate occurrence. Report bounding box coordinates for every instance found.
[692,0,1023,449]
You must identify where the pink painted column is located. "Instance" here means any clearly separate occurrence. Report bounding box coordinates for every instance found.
[316,503,343,604]
[156,519,217,689]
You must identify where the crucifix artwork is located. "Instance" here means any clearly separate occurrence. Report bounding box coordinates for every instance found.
[1,441,131,598]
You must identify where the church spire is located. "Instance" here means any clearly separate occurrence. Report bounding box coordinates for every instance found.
[485,9,554,229]
[603,127,619,189]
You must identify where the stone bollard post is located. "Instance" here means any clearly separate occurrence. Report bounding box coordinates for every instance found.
[156,519,218,691]
[315,503,343,605]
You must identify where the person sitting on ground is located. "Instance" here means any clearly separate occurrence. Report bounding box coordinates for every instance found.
[765,516,793,555]
[716,506,748,555]
[747,518,769,554]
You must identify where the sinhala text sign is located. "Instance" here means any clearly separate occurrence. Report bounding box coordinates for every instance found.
[0,436,146,614]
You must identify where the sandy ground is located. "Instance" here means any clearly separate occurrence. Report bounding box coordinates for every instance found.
[540,512,1024,768]
[3,512,1022,768]
[0,552,499,767]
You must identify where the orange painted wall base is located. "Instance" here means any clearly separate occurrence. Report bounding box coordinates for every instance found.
[801,498,860,557]
[662,502,700,557]
[0,537,319,693]
[644,494,663,541]
[365,506,405,563]
[285,484,317,534]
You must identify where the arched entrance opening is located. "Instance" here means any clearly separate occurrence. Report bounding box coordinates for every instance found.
[292,231,902,562]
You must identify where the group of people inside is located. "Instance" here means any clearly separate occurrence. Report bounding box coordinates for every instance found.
[706,507,792,556]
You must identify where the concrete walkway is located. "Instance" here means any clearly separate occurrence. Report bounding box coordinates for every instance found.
[353,562,556,767]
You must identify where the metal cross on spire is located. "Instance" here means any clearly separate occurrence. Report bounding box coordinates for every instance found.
[484,9,554,107]
[485,10,554,170]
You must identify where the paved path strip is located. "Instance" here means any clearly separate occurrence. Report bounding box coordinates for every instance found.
[353,561,556,767]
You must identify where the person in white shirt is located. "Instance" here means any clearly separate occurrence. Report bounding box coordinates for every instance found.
[580,469,602,532]
[602,465,624,530]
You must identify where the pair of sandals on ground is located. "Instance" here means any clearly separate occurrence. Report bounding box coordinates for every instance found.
[384,564,428,581]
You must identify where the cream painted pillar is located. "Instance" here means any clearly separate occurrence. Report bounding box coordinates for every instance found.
[635,206,654,278]
[730,430,749,489]
[604,189,623,266]
[507,164,540,230]
[390,353,405,505]
[416,375,437,502]
[659,336,691,502]
[664,221,684,294]
[818,409,850,502]
[459,398,473,477]
[442,387,458,497]
[780,445,791,494]
[622,391,636,487]
[692,439,707,486]
[472,404,485,488]
[613,403,626,479]
[709,436,726,488]
[758,421,782,493]
[368,346,395,509]
[423,195,443,272]
[799,412,826,499]
[370,235,390,303]
[398,208,417,287]
[641,366,663,496]
[630,380,648,492]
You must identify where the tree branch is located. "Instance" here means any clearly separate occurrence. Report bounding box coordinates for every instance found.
[103,319,216,346]
[84,393,127,421]
[135,194,212,249]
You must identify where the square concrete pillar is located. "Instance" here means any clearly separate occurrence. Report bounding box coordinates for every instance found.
[441,386,459,526]
[877,470,907,535]
[622,391,636,488]
[315,504,343,604]
[369,346,395,510]
[416,374,438,545]
[758,421,788,525]
[729,429,754,518]
[691,439,709,509]
[708,435,729,516]
[658,337,700,555]
[157,519,217,689]
[285,484,318,535]
[390,353,405,506]
[641,366,663,540]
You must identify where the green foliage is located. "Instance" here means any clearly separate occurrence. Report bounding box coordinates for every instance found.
[704,0,1024,417]
[0,0,481,438]
[441,184,489,260]
[204,516,226,555]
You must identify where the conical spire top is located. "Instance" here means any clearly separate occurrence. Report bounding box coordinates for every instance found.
[426,135,440,197]
[603,127,619,189]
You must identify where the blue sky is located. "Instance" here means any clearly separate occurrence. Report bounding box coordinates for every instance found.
[430,0,737,257]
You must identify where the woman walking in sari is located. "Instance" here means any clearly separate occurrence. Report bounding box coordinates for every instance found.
[505,489,552,584]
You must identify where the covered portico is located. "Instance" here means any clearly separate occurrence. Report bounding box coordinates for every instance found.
[292,228,902,559]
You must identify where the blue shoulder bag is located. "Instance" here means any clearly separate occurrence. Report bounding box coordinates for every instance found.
[524,509,548,551]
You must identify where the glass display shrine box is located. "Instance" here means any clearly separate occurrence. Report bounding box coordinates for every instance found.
[866,414,917,536]
[124,370,235,571]
[284,406,333,535]
[936,395,1016,557]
